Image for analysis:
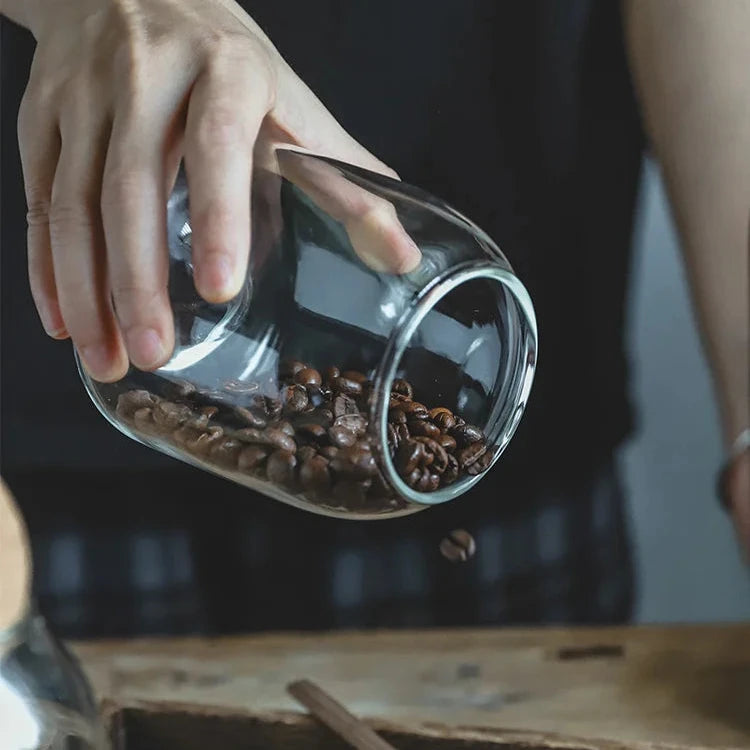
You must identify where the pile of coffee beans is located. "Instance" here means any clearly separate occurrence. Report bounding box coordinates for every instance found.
[115,360,492,513]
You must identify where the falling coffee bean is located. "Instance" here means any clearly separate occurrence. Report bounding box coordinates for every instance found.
[439,530,476,562]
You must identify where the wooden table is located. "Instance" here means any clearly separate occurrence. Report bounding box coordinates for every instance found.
[74,625,750,749]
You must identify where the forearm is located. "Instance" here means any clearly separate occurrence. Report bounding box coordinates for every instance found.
[624,0,750,446]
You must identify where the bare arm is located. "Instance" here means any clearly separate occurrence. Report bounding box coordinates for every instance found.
[624,0,750,551]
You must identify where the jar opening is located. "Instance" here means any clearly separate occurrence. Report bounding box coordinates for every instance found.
[374,262,537,506]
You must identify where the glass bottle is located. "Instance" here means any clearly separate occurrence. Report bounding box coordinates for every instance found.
[79,149,537,519]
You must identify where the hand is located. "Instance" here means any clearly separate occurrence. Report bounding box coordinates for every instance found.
[18,0,420,382]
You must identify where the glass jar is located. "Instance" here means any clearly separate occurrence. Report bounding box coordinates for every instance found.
[78,149,537,519]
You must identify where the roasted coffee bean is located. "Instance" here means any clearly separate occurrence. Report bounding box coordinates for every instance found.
[402,401,429,420]
[209,437,243,466]
[185,427,224,456]
[331,446,377,478]
[266,450,298,487]
[165,379,196,399]
[457,441,487,470]
[392,378,414,399]
[323,365,341,384]
[396,439,424,475]
[173,425,202,446]
[238,444,270,471]
[265,397,283,420]
[389,394,410,409]
[451,423,484,447]
[294,367,322,389]
[388,407,407,425]
[223,379,259,394]
[117,390,156,418]
[185,413,211,431]
[438,433,457,452]
[200,405,219,419]
[414,437,449,474]
[262,427,297,453]
[334,414,367,436]
[279,360,306,380]
[234,427,266,444]
[439,530,476,562]
[341,370,368,384]
[297,423,327,442]
[153,401,192,430]
[442,454,460,485]
[387,423,399,453]
[404,467,422,488]
[466,448,493,475]
[273,420,296,437]
[300,455,332,492]
[283,384,309,413]
[333,393,358,418]
[332,376,363,397]
[319,445,340,460]
[133,406,156,430]
[297,445,318,463]
[395,423,410,444]
[328,425,357,448]
[232,406,267,429]
[430,410,456,431]
[408,419,441,439]
[416,468,440,492]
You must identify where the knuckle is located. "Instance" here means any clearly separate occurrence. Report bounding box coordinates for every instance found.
[111,281,166,318]
[101,165,145,213]
[48,201,95,237]
[193,105,246,149]
[25,191,51,228]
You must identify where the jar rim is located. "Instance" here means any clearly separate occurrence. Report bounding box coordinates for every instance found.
[372,261,537,507]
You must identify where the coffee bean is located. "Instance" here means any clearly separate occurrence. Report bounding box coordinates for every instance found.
[209,437,243,466]
[185,427,224,456]
[387,423,399,453]
[438,433,457,452]
[279,360,305,380]
[167,379,197,399]
[185,413,211,431]
[283,384,309,413]
[200,405,219,419]
[117,390,156,418]
[466,447,493,475]
[294,367,322,389]
[331,446,377,479]
[402,401,429,419]
[334,414,367,436]
[273,420,296,437]
[265,397,283,420]
[297,445,318,463]
[457,441,487,470]
[389,394,410,409]
[237,444,270,471]
[328,425,357,448]
[408,419,441,439]
[323,365,341,384]
[396,439,424,475]
[333,393,358,418]
[388,407,407,425]
[133,407,156,431]
[319,445,340,460]
[341,370,368,384]
[431,411,456,431]
[173,425,202,446]
[395,423,410,443]
[297,423,327,442]
[414,437,449,474]
[416,468,440,492]
[451,423,484,447]
[153,401,192,430]
[392,378,414,399]
[332,376,363,397]
[439,530,476,562]
[262,427,297,453]
[234,427,266,444]
[404,467,422,488]
[300,455,332,492]
[231,406,267,429]
[442,455,460,485]
[266,450,298,487]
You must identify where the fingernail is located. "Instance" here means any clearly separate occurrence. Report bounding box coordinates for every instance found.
[199,254,234,297]
[79,343,114,380]
[125,326,166,370]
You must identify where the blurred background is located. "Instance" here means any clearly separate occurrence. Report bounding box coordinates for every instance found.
[623,158,750,622]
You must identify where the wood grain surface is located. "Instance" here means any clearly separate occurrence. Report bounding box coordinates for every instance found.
[74,625,750,749]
